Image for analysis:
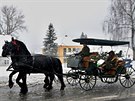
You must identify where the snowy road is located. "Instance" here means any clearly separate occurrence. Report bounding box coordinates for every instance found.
[1,78,135,101]
[1,65,135,101]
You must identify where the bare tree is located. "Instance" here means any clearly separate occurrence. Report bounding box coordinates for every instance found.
[0,5,26,35]
[103,0,135,60]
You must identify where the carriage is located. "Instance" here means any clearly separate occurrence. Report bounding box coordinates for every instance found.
[2,37,135,93]
[66,38,135,91]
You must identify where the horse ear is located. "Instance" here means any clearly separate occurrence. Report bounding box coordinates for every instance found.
[4,40,8,44]
[11,37,17,45]
[12,37,14,41]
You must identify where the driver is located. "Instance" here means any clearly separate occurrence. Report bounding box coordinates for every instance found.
[76,44,90,57]
[75,44,90,68]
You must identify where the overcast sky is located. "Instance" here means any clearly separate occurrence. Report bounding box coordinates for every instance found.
[1,0,110,53]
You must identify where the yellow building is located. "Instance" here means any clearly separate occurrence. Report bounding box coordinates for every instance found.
[57,45,83,63]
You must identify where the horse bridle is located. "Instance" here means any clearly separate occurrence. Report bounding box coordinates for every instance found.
[11,40,20,52]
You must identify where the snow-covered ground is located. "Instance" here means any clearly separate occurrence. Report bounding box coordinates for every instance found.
[0,63,70,87]
[0,61,135,87]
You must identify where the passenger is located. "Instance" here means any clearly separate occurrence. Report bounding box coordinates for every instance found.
[98,51,118,73]
[75,44,90,68]
[116,50,123,57]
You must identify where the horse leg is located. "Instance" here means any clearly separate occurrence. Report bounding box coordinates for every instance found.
[56,74,66,90]
[9,71,17,88]
[43,74,49,89]
[54,59,66,90]
[21,73,28,94]
[46,74,54,91]
[16,72,25,93]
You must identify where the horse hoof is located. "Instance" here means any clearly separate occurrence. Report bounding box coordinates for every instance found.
[20,88,28,94]
[46,86,53,91]
[60,85,66,90]
[9,82,14,89]
[20,90,28,94]
[43,84,48,89]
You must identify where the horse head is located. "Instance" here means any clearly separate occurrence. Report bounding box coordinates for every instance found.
[2,37,32,67]
[2,38,20,57]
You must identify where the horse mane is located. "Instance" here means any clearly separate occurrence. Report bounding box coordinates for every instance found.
[15,40,31,56]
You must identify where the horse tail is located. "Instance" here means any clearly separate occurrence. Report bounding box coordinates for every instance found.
[51,57,63,75]
[57,58,63,73]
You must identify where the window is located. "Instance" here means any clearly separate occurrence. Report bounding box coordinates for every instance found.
[68,48,71,52]
[64,48,66,52]
[4,60,9,65]
[73,48,76,52]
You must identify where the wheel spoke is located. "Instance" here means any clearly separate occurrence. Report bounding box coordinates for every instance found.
[119,67,135,88]
[66,69,79,86]
[79,75,96,91]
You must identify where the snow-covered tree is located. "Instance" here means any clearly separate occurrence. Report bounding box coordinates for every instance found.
[43,23,58,56]
[103,0,135,60]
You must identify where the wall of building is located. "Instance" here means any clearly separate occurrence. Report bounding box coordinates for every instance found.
[0,35,11,55]
[0,56,11,66]
[57,45,83,63]
[0,35,11,66]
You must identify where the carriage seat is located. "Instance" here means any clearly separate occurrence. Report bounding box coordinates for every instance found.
[102,59,125,75]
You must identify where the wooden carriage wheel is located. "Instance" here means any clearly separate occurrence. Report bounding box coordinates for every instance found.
[66,69,80,86]
[79,74,96,91]
[119,66,135,88]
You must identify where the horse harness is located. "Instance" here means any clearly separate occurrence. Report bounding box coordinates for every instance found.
[6,55,60,75]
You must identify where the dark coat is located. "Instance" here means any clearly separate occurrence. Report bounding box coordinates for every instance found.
[78,45,90,57]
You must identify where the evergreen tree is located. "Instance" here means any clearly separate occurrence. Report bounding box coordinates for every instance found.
[43,23,58,56]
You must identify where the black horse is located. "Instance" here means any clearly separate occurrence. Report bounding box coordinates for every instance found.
[2,38,66,94]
